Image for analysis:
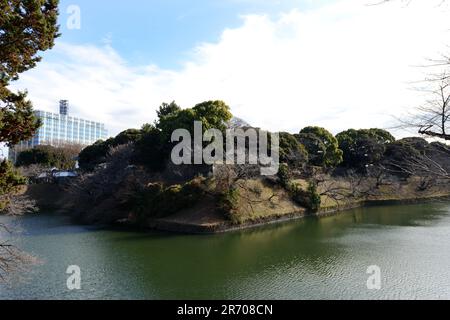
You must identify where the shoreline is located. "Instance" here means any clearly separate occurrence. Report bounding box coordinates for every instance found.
[20,184,450,235]
[146,194,450,235]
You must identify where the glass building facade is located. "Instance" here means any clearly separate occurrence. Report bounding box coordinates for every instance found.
[9,105,108,162]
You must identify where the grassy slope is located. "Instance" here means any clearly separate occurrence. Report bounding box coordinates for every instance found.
[154,176,450,233]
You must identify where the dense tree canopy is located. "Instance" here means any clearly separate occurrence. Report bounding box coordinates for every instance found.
[136,100,233,170]
[1,0,59,217]
[134,124,168,172]
[0,160,26,210]
[156,101,181,119]
[336,129,395,169]
[156,100,232,143]
[296,126,343,168]
[278,132,308,168]
[16,145,80,170]
[0,0,60,146]
[78,128,145,171]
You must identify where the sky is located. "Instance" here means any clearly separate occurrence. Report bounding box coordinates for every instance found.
[4,0,450,159]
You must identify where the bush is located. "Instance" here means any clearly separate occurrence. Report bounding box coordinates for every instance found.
[125,177,206,221]
[277,163,292,188]
[288,181,321,212]
[277,163,321,212]
[218,187,240,223]
[306,182,321,212]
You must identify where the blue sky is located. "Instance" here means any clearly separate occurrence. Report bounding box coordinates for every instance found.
[55,0,333,68]
[3,0,450,160]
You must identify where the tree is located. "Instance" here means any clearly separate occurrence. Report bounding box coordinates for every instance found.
[382,137,450,182]
[134,124,168,172]
[135,100,233,171]
[0,160,26,210]
[0,0,60,281]
[296,126,343,168]
[79,128,144,171]
[336,128,395,169]
[192,100,233,132]
[156,100,233,143]
[156,101,181,119]
[278,132,309,169]
[16,144,80,170]
[113,129,143,146]
[402,73,450,141]
[381,0,450,140]
[0,0,59,146]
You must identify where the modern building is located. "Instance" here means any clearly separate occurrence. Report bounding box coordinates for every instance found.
[9,100,108,163]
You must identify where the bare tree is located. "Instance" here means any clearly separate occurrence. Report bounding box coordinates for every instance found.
[17,164,48,178]
[0,196,38,282]
[382,152,450,182]
[379,0,450,139]
[416,74,449,140]
[314,170,382,209]
[213,163,279,218]
[396,70,450,141]
[0,230,37,282]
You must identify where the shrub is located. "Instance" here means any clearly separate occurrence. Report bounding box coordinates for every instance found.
[218,187,240,223]
[125,177,206,222]
[277,163,292,188]
[306,181,321,212]
[288,181,321,212]
[277,163,321,212]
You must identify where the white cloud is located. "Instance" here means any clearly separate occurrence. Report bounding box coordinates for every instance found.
[10,0,450,138]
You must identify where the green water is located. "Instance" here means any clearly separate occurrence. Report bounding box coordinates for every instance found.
[1,201,450,300]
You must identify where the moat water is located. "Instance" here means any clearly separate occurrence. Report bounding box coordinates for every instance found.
[1,201,450,299]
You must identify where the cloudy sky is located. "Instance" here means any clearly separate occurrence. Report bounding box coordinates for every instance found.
[9,0,450,140]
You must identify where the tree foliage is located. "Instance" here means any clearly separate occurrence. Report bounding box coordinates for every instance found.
[124,178,205,221]
[16,145,80,170]
[134,124,168,172]
[0,0,60,146]
[80,101,233,172]
[336,128,395,169]
[296,126,343,168]
[78,128,145,171]
[0,0,59,222]
[0,160,26,205]
[278,132,308,168]
[156,100,232,143]
[136,100,233,171]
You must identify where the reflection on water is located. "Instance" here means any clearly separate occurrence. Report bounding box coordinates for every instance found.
[1,201,450,299]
